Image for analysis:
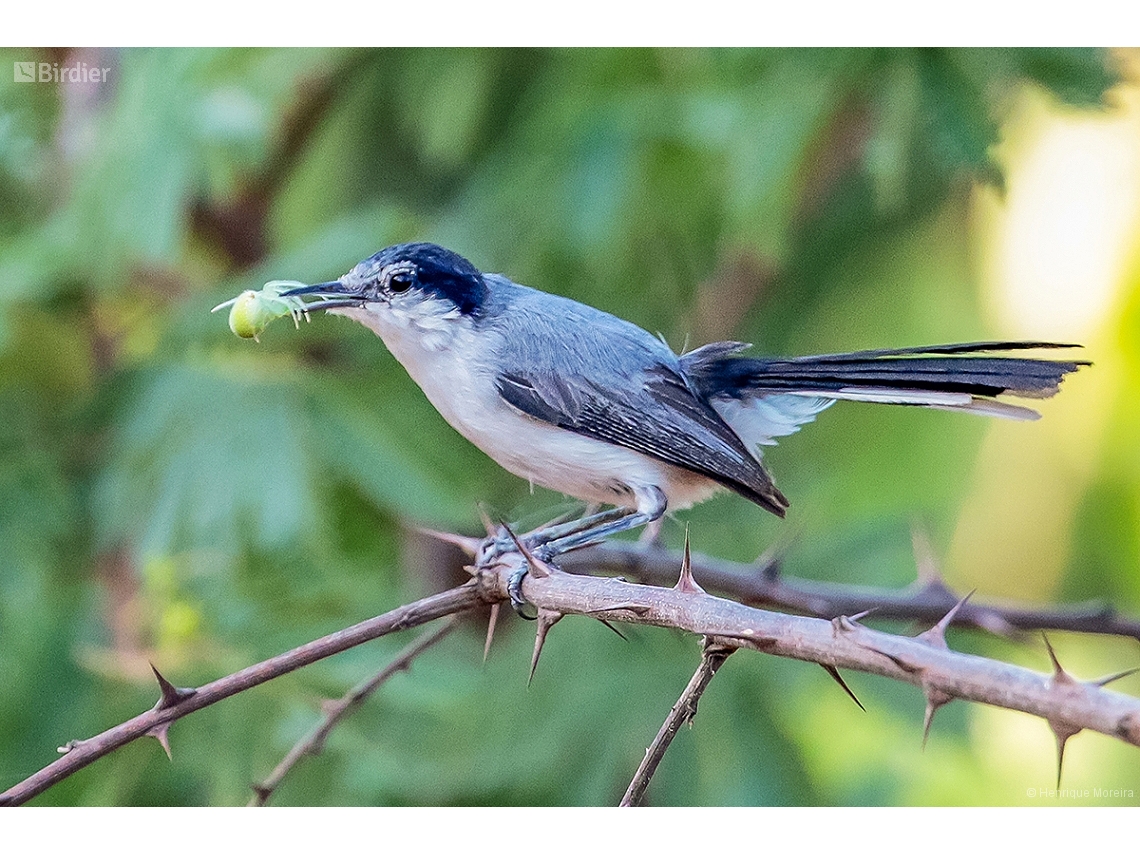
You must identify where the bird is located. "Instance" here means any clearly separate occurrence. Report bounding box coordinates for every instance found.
[285,242,1085,610]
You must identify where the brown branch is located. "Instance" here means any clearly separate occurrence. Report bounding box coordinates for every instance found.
[6,543,1140,807]
[249,618,459,806]
[0,584,483,807]
[474,554,1140,753]
[619,639,735,807]
[557,541,1140,641]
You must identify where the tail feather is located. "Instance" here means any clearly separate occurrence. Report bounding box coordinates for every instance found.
[683,342,1087,404]
[780,341,1081,361]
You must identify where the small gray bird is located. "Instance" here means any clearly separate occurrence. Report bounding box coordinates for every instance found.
[287,243,1084,609]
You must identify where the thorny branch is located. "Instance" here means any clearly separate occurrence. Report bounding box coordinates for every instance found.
[0,585,483,807]
[557,540,1140,641]
[494,559,1140,746]
[249,618,460,806]
[620,639,735,807]
[3,542,1139,806]
[477,549,1140,800]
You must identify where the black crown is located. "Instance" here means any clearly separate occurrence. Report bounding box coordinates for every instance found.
[366,242,487,317]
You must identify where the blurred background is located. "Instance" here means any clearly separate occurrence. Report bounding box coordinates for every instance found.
[1,47,1138,806]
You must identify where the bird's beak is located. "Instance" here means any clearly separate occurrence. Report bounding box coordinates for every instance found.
[283,281,365,312]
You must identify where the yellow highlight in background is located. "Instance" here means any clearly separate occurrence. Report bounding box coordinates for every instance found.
[952,65,1140,599]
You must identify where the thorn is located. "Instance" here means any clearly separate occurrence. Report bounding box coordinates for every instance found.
[501,524,551,579]
[415,526,480,557]
[1042,634,1077,685]
[151,663,196,710]
[598,619,627,641]
[916,590,975,649]
[483,603,500,663]
[921,686,953,750]
[673,527,705,595]
[1053,728,1067,790]
[1050,721,1081,789]
[1090,666,1140,688]
[476,504,497,537]
[528,608,563,686]
[57,739,83,754]
[831,614,867,633]
[1041,635,1082,788]
[846,608,877,625]
[1042,633,1063,674]
[820,664,865,712]
[148,723,173,760]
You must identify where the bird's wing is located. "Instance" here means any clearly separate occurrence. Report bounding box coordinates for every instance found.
[491,321,787,515]
[496,366,787,515]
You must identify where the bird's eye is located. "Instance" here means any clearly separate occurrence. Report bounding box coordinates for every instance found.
[389,272,413,294]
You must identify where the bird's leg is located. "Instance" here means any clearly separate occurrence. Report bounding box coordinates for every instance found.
[534,504,663,558]
[505,487,667,615]
[475,507,632,582]
[472,508,623,571]
[522,506,633,548]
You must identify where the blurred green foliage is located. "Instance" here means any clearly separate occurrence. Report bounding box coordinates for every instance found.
[0,47,1136,806]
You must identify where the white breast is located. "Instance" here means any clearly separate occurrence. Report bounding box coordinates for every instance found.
[333,304,722,512]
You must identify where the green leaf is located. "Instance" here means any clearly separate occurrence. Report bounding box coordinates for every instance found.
[94,360,323,557]
[1009,47,1119,107]
[915,49,1003,187]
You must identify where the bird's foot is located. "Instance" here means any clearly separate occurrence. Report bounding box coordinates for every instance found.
[507,564,533,618]
[477,502,648,618]
[476,527,560,619]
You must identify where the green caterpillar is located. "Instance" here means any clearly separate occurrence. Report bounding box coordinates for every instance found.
[212,281,310,342]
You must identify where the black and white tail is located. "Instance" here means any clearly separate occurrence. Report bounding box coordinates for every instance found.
[680,341,1087,451]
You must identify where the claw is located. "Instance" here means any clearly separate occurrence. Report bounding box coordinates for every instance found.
[508,564,536,619]
[501,523,553,619]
